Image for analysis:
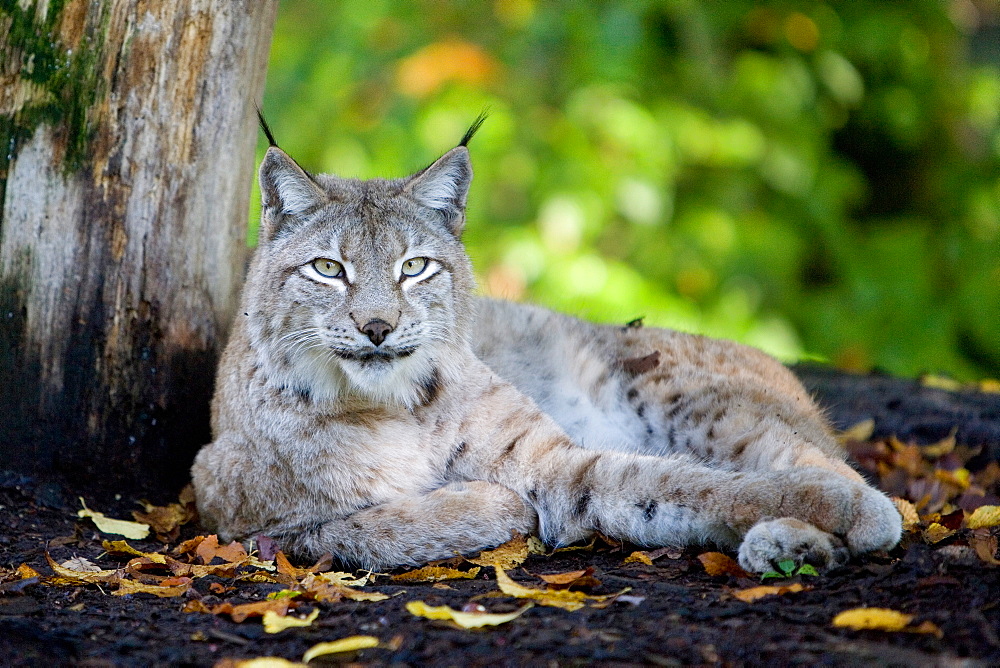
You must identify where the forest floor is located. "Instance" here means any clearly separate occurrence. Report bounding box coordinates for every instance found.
[2,368,999,667]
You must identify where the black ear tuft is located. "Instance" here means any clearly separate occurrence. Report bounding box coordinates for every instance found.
[459,109,489,147]
[256,105,278,148]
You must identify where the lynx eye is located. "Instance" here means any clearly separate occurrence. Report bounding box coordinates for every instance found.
[311,258,345,279]
[401,257,428,277]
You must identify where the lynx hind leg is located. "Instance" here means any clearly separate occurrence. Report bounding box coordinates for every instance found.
[282,481,537,570]
[738,518,849,573]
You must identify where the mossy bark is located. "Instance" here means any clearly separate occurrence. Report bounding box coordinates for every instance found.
[0,0,279,496]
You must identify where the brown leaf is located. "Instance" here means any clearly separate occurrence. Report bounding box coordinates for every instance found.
[891,497,921,532]
[922,522,956,544]
[392,566,481,583]
[45,552,121,585]
[212,599,295,623]
[731,583,808,603]
[697,552,750,578]
[968,529,1000,566]
[195,535,248,565]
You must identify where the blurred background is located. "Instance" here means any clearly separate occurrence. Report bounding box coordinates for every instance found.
[257,0,1000,381]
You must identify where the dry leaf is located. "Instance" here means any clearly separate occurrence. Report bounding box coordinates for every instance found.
[392,566,481,582]
[313,570,369,587]
[196,535,249,565]
[891,498,921,532]
[77,499,149,540]
[113,578,191,598]
[299,573,388,602]
[16,564,41,579]
[624,551,654,565]
[218,659,305,668]
[302,636,380,661]
[697,551,750,578]
[494,567,587,611]
[922,522,956,544]
[968,529,1000,565]
[262,608,319,634]
[832,607,941,636]
[468,534,529,569]
[534,567,599,590]
[213,599,295,623]
[61,557,103,572]
[46,552,121,585]
[405,600,531,628]
[838,419,875,443]
[132,502,193,542]
[102,540,167,563]
[527,536,548,554]
[731,583,807,603]
[966,505,1000,529]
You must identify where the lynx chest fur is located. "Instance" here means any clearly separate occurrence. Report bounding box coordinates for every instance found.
[192,118,901,571]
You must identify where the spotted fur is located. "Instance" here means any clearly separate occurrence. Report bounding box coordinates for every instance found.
[192,123,901,572]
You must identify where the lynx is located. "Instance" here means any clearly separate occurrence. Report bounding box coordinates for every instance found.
[191,116,902,572]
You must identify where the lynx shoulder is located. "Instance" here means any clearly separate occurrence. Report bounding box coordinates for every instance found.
[191,118,901,572]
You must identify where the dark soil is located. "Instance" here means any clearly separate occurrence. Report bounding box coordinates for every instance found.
[2,368,999,667]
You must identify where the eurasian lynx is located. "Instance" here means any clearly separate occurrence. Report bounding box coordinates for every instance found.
[191,116,901,572]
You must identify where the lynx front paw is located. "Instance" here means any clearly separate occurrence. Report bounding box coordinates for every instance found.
[737,517,848,573]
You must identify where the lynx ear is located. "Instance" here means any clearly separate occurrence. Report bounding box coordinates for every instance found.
[258,147,327,240]
[404,147,473,237]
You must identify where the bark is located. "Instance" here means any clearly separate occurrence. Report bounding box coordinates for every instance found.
[0,0,278,495]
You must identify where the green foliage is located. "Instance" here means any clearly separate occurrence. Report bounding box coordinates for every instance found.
[761,559,818,580]
[260,0,1000,379]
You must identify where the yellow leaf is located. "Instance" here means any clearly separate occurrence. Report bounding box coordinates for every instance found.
[922,522,956,544]
[262,608,319,634]
[226,659,305,668]
[921,375,962,392]
[314,570,368,587]
[45,552,121,585]
[493,567,627,610]
[979,379,1000,393]
[731,583,806,603]
[831,607,939,635]
[302,636,380,662]
[891,498,921,532]
[838,419,875,443]
[467,534,529,570]
[967,505,1000,529]
[392,566,481,583]
[102,540,167,563]
[935,468,970,490]
[16,563,41,579]
[77,499,149,540]
[624,551,653,565]
[113,578,191,598]
[527,536,548,554]
[405,600,531,628]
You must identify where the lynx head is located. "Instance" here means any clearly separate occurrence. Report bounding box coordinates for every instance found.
[242,116,486,407]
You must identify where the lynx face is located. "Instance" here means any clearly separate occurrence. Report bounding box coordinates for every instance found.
[246,148,476,406]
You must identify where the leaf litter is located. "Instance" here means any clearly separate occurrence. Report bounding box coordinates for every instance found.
[4,415,999,665]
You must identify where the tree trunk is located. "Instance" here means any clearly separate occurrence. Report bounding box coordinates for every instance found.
[0,0,278,496]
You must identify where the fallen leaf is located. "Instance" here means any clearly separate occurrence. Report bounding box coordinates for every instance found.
[302,636,380,662]
[922,522,956,544]
[493,567,624,610]
[468,534,529,569]
[77,499,149,540]
[731,583,807,603]
[624,551,653,565]
[132,492,195,542]
[212,599,295,623]
[60,556,103,572]
[46,552,121,585]
[392,566,481,582]
[217,659,305,668]
[102,540,167,563]
[405,600,532,628]
[891,498,921,532]
[313,570,369,587]
[196,535,248,565]
[16,564,41,579]
[968,528,1000,565]
[697,552,750,578]
[299,573,389,602]
[262,608,319,634]
[527,536,548,554]
[838,419,875,443]
[113,578,191,598]
[966,505,1000,529]
[832,607,940,636]
[534,567,598,590]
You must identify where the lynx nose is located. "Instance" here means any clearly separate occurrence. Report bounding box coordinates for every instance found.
[360,319,393,346]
